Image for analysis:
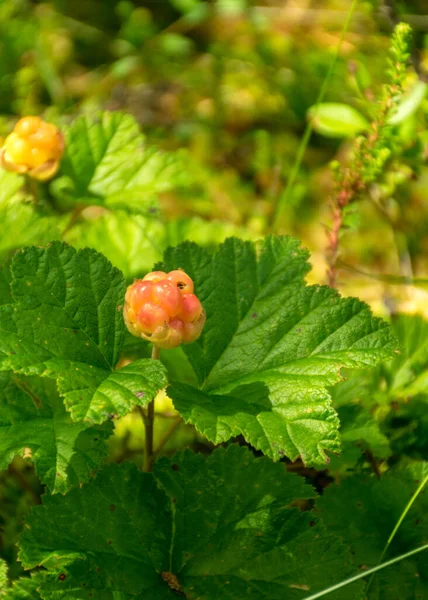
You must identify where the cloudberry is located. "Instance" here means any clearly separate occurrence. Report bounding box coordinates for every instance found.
[0,116,64,181]
[124,269,205,349]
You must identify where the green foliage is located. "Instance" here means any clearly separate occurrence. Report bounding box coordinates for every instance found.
[0,559,7,596]
[159,235,397,465]
[0,242,167,423]
[308,103,369,138]
[0,373,111,493]
[58,112,191,214]
[0,4,426,599]
[330,314,428,466]
[0,171,60,264]
[388,81,427,126]
[2,576,41,600]
[18,446,363,600]
[317,463,428,599]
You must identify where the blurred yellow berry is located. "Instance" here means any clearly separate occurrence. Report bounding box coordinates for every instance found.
[0,116,64,181]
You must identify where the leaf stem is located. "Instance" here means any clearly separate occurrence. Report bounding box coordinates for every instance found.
[302,543,428,600]
[143,345,160,472]
[270,0,358,230]
[365,472,428,593]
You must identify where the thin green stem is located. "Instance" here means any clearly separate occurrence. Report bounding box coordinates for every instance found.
[25,175,40,205]
[62,204,84,237]
[143,344,160,472]
[302,543,428,600]
[271,0,359,230]
[365,472,428,593]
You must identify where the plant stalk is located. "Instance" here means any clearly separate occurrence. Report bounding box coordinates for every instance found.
[143,344,160,472]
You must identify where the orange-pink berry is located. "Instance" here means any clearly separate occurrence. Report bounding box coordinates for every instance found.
[123,268,205,349]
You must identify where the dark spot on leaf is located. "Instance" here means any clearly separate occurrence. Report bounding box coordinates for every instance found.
[172,498,177,504]
[58,574,66,581]
[72,329,78,335]
[109,504,116,511]
[108,540,112,545]
[309,520,316,527]
[172,464,179,471]
[82,583,87,587]
[356,501,363,507]
[252,313,257,318]
[96,567,101,573]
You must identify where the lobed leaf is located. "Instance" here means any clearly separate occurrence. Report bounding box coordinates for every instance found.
[19,446,363,600]
[317,463,428,599]
[60,112,190,214]
[0,242,167,423]
[0,373,112,493]
[160,236,398,465]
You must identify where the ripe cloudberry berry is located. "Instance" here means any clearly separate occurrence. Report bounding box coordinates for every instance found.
[166,270,194,294]
[124,269,205,349]
[0,116,64,181]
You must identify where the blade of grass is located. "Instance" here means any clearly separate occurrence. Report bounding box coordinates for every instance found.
[302,543,428,600]
[337,260,428,287]
[365,471,428,594]
[271,0,359,230]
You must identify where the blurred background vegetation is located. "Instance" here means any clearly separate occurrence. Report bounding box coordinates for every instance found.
[1,0,428,581]
[0,0,427,306]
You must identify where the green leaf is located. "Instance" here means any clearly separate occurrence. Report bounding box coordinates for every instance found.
[64,212,255,281]
[0,171,60,263]
[335,404,391,462]
[60,112,190,213]
[330,314,428,461]
[0,559,7,597]
[64,211,164,279]
[0,264,12,305]
[388,81,427,125]
[159,236,398,465]
[389,315,428,399]
[0,372,112,493]
[0,242,167,423]
[308,103,369,138]
[317,463,428,599]
[2,576,42,600]
[19,446,363,599]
